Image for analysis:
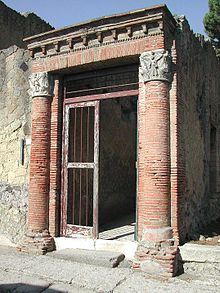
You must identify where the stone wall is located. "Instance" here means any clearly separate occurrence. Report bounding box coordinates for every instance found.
[0,46,32,242]
[0,2,53,243]
[175,17,220,242]
[0,46,31,241]
[0,0,53,49]
[0,183,28,243]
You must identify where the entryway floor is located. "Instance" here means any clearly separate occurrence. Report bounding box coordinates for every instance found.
[55,214,137,259]
[99,213,135,241]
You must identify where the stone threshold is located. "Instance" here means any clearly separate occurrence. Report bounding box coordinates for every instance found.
[54,237,138,260]
[180,243,220,263]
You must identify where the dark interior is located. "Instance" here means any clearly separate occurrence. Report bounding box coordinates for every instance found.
[99,96,137,232]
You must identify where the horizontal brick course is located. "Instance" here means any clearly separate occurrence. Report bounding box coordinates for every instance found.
[137,80,171,237]
[28,96,51,232]
[32,35,164,73]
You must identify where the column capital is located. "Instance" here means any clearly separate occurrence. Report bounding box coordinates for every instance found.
[29,72,53,98]
[139,49,172,83]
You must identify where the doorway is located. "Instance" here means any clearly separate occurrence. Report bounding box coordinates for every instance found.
[61,65,138,240]
[98,97,137,241]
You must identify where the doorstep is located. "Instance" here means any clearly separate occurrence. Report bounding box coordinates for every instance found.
[54,237,138,260]
[179,243,220,263]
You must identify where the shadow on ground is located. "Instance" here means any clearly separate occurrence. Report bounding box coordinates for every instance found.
[0,283,62,293]
[0,283,93,293]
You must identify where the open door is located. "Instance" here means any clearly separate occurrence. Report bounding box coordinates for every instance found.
[61,101,99,239]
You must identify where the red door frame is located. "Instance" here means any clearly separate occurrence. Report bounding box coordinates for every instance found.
[60,89,139,239]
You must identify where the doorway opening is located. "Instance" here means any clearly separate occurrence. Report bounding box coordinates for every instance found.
[61,64,138,241]
[99,96,137,241]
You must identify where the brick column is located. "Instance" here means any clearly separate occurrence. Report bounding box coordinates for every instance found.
[135,49,181,276]
[49,76,62,236]
[19,72,55,254]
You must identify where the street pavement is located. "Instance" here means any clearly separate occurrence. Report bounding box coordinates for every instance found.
[0,245,220,292]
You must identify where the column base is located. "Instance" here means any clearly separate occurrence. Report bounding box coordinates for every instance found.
[18,229,56,255]
[134,227,183,277]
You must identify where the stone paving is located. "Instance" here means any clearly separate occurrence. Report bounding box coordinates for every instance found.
[0,245,220,293]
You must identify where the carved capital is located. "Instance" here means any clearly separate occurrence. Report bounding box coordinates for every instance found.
[139,49,171,83]
[29,72,53,98]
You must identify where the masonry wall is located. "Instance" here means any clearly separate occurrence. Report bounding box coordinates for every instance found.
[0,46,32,242]
[0,1,53,49]
[0,1,53,243]
[175,18,220,242]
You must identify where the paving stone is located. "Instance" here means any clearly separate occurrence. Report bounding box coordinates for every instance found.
[0,269,50,293]
[18,254,132,292]
[50,248,125,268]
[0,244,219,292]
[44,283,97,293]
[180,243,220,263]
[114,273,219,293]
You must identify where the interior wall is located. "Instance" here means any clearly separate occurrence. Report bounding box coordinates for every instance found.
[99,96,137,226]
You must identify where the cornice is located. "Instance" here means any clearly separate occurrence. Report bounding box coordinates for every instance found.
[25,5,176,59]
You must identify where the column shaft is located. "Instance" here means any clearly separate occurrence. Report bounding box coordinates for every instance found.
[18,72,55,254]
[135,49,181,277]
[138,80,171,239]
[28,96,51,232]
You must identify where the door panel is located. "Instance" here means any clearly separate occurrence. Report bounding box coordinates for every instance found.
[61,101,99,238]
[68,107,95,163]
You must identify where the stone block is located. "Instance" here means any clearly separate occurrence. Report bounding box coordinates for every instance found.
[50,248,125,268]
[140,259,166,275]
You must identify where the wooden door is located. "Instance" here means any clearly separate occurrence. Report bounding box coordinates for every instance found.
[61,101,99,239]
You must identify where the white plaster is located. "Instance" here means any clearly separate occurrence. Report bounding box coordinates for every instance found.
[25,137,31,146]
